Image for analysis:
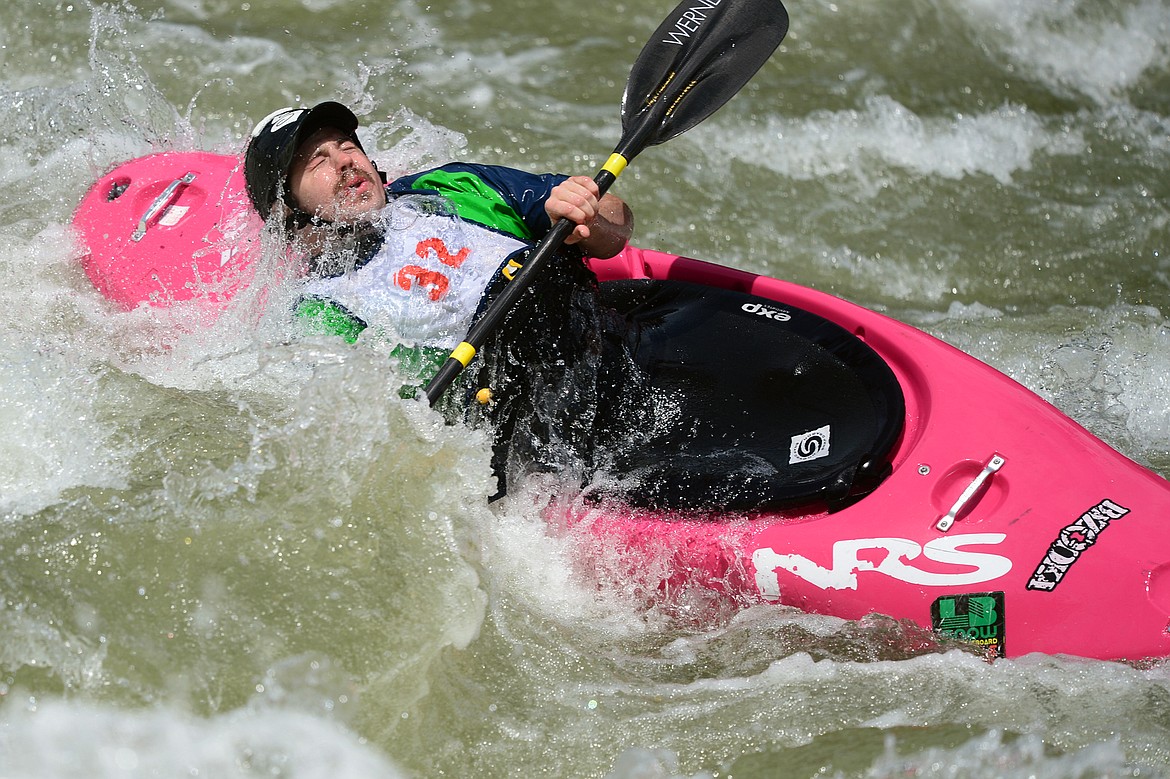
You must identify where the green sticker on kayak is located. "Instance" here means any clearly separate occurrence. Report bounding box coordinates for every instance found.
[931,592,1006,658]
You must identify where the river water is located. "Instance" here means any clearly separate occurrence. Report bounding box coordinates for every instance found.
[2,0,1170,776]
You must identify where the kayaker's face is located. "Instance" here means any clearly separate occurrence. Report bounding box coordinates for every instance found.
[287,127,387,223]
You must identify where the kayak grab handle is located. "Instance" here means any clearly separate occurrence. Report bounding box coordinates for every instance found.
[935,454,1006,532]
[132,172,197,242]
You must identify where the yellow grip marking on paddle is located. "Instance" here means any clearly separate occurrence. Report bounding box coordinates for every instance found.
[451,342,477,367]
[502,257,524,281]
[602,153,628,178]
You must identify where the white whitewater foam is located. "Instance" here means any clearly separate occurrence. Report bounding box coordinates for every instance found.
[953,0,1170,103]
[0,700,405,779]
[728,96,1083,192]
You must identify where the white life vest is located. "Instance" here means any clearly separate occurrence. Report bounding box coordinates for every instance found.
[301,202,529,349]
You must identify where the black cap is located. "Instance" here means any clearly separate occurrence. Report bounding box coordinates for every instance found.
[243,101,361,219]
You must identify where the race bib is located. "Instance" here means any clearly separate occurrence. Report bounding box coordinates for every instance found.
[302,203,528,348]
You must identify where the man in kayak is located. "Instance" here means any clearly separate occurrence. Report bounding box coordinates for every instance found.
[243,101,632,358]
[244,100,633,493]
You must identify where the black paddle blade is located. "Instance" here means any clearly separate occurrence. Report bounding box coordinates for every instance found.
[620,0,788,155]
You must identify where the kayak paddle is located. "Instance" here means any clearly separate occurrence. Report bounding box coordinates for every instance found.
[425,0,789,406]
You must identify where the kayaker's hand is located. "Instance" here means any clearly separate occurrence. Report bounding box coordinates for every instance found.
[547,176,633,259]
[547,176,602,244]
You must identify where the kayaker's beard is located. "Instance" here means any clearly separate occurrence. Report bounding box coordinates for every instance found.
[332,168,383,217]
[286,204,387,278]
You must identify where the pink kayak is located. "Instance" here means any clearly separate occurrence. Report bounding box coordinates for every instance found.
[74,151,262,310]
[582,246,1170,661]
[73,152,1170,661]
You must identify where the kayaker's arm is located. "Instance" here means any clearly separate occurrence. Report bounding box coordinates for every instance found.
[545,176,633,260]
